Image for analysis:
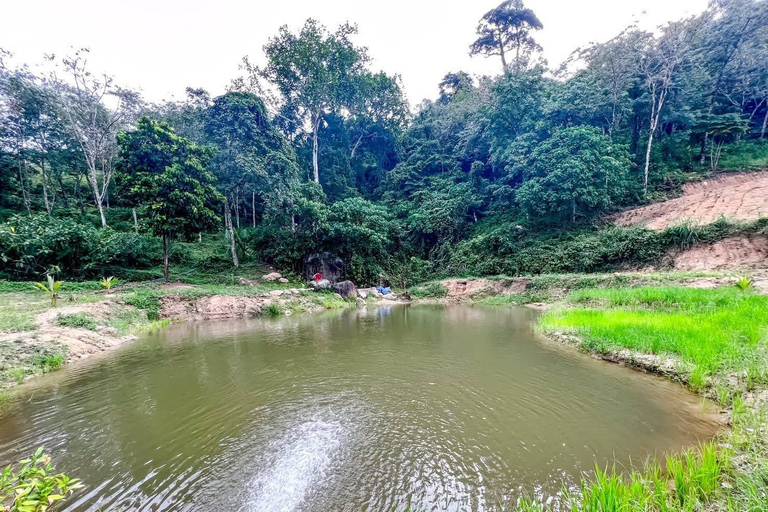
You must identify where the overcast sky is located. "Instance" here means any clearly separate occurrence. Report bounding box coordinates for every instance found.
[3,0,708,106]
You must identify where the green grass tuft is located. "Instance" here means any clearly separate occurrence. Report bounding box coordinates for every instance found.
[56,313,98,330]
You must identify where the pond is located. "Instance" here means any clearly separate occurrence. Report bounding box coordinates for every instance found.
[0,305,718,511]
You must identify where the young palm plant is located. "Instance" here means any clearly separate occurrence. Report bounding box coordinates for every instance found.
[100,276,118,293]
[34,274,62,307]
[735,276,753,292]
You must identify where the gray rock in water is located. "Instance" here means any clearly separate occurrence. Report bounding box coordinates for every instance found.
[335,280,358,298]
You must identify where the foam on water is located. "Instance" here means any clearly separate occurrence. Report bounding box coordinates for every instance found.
[245,419,345,512]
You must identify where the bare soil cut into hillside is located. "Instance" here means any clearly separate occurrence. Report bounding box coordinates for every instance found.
[441,278,529,300]
[615,172,768,231]
[674,236,768,271]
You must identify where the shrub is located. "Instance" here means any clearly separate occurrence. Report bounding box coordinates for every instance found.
[0,447,82,511]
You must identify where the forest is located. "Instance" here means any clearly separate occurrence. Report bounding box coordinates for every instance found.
[1,0,768,285]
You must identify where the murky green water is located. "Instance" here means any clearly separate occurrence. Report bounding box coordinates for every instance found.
[0,306,718,511]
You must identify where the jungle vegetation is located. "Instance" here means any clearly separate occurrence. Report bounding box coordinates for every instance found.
[1,0,768,285]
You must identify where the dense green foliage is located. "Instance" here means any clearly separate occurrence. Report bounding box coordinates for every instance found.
[1,0,767,284]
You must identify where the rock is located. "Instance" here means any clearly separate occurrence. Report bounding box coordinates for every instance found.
[289,289,300,295]
[357,287,381,298]
[238,277,258,286]
[308,279,332,289]
[356,297,366,308]
[335,280,358,298]
[261,272,282,282]
[335,293,343,299]
[278,277,289,284]
[304,253,345,283]
[269,290,284,297]
[95,325,118,336]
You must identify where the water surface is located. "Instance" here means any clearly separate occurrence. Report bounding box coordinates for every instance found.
[0,306,718,511]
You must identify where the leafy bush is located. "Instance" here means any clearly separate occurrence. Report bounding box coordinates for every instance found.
[0,447,82,511]
[124,289,162,321]
[0,214,159,279]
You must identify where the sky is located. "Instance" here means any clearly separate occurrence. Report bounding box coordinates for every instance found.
[3,0,709,106]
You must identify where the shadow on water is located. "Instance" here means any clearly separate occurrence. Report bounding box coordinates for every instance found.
[0,305,720,511]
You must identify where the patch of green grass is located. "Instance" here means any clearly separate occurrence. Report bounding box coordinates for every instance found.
[261,304,281,317]
[0,298,37,332]
[508,442,729,512]
[56,313,98,330]
[123,289,162,320]
[410,282,448,299]
[29,352,66,374]
[541,287,768,389]
[7,367,28,384]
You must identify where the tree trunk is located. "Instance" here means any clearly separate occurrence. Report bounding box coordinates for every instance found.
[162,234,170,282]
[235,187,240,229]
[41,159,52,215]
[643,127,655,197]
[132,208,139,233]
[225,197,239,268]
[312,114,320,184]
[252,191,256,228]
[497,29,508,72]
[87,164,108,228]
[762,108,768,139]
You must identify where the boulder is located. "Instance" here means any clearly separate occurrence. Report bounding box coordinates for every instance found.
[261,272,282,282]
[356,297,366,308]
[308,279,332,289]
[278,277,289,284]
[269,290,284,297]
[335,280,358,298]
[304,253,345,283]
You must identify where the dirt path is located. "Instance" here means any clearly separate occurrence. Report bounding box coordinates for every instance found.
[615,172,768,230]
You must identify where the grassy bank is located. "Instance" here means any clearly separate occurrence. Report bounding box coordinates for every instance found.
[526,285,768,512]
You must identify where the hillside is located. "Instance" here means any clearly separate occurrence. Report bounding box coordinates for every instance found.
[615,172,768,230]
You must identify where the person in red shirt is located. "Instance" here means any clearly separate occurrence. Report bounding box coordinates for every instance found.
[313,272,323,282]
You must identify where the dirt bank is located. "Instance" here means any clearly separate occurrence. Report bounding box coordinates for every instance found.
[159,289,331,321]
[673,235,768,271]
[441,278,529,301]
[615,171,768,230]
[0,299,138,364]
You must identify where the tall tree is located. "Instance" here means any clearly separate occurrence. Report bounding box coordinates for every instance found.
[204,91,301,267]
[52,50,141,227]
[638,21,692,196]
[116,117,222,280]
[470,0,544,72]
[243,19,370,186]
